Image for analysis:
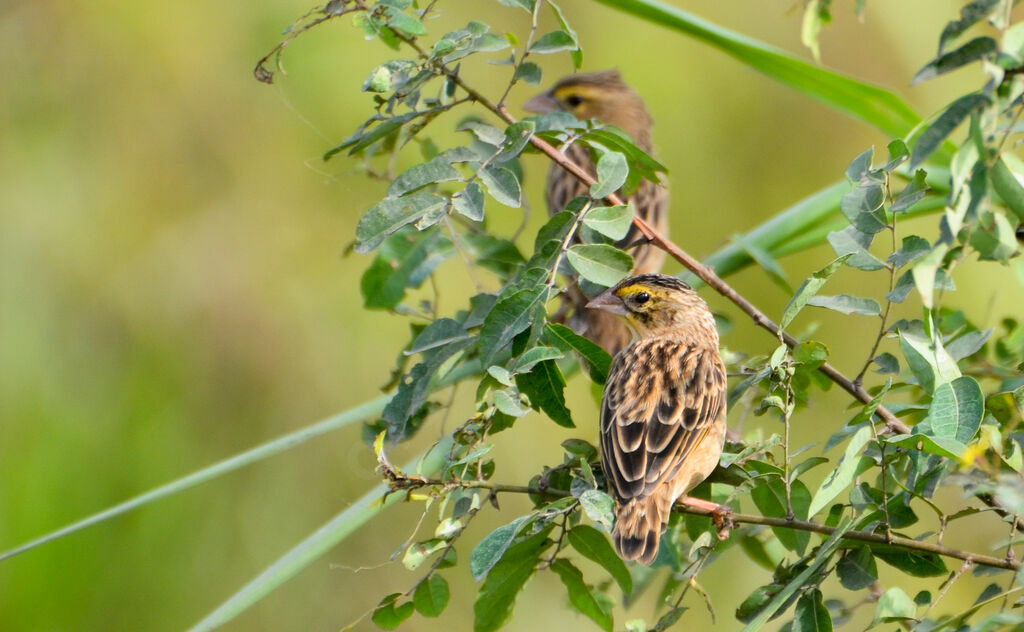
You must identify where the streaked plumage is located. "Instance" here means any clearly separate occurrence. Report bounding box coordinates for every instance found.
[587,274,727,564]
[525,69,669,356]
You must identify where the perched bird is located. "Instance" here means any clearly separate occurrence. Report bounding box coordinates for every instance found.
[587,273,727,564]
[524,69,669,355]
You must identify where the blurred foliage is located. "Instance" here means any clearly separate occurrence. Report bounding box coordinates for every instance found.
[2,1,1024,632]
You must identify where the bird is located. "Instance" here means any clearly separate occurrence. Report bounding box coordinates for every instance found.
[586,273,727,565]
[524,69,669,356]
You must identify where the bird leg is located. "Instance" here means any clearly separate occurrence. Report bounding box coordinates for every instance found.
[679,496,734,541]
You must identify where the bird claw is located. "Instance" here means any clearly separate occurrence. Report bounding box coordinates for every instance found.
[680,496,734,541]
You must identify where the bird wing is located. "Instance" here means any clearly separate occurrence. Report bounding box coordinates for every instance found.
[600,340,725,502]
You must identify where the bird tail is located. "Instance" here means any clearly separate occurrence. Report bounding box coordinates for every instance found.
[612,495,673,565]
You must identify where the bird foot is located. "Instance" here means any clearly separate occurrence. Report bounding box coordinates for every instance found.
[680,496,734,541]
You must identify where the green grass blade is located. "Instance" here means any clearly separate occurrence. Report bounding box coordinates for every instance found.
[187,434,455,632]
[594,0,922,138]
[740,516,854,631]
[0,396,391,563]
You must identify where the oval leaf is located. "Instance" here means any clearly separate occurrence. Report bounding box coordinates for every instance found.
[566,244,633,287]
[589,151,629,200]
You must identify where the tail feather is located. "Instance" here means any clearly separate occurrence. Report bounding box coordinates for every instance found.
[612,496,672,565]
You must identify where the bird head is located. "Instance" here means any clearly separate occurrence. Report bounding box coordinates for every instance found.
[523,69,653,147]
[586,273,718,343]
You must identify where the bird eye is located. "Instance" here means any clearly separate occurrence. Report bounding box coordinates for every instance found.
[565,95,584,107]
[633,291,650,305]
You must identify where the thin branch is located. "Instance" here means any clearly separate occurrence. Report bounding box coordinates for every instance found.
[383,474,1021,571]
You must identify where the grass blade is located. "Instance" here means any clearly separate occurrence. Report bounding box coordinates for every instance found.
[188,434,455,632]
[0,396,390,563]
[594,0,922,138]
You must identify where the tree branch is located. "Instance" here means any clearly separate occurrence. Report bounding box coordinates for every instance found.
[386,474,1021,571]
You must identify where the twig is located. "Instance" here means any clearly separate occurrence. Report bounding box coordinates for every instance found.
[382,473,1021,571]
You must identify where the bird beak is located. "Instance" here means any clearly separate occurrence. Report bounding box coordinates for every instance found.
[586,289,628,316]
[523,91,560,114]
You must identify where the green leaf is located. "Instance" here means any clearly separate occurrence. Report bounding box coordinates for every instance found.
[885,433,968,460]
[793,589,832,632]
[939,0,1001,52]
[589,151,629,199]
[547,0,583,68]
[898,329,960,394]
[469,515,532,580]
[578,489,615,531]
[496,0,535,11]
[567,526,633,595]
[384,320,474,441]
[583,204,635,241]
[970,210,1019,261]
[750,475,812,553]
[373,593,415,629]
[550,559,613,632]
[992,157,1024,221]
[361,229,454,309]
[385,7,427,35]
[781,255,850,329]
[355,192,447,253]
[808,425,873,517]
[806,294,881,316]
[923,376,984,444]
[836,546,878,590]
[891,169,929,213]
[910,94,989,169]
[529,30,578,54]
[910,244,949,309]
[516,359,574,427]
[840,181,887,234]
[514,62,542,85]
[545,323,612,384]
[913,37,997,85]
[408,318,471,355]
[593,0,922,139]
[566,244,633,287]
[871,587,916,626]
[826,227,885,271]
[946,329,991,361]
[499,121,535,162]
[414,575,450,617]
[479,287,547,368]
[872,547,948,577]
[461,121,506,146]
[474,529,553,632]
[888,235,931,268]
[479,165,522,207]
[494,389,530,417]
[883,140,909,171]
[739,517,854,631]
[453,182,485,221]
[580,128,666,183]
[513,346,564,373]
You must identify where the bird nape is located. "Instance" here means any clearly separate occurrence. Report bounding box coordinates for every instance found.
[524,69,670,356]
[587,273,727,564]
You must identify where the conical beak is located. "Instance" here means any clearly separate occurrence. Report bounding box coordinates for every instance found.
[523,92,561,114]
[586,289,628,316]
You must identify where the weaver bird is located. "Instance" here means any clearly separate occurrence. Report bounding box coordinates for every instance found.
[524,69,669,355]
[587,273,727,564]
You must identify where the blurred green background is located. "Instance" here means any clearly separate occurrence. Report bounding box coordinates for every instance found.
[2,0,1020,630]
